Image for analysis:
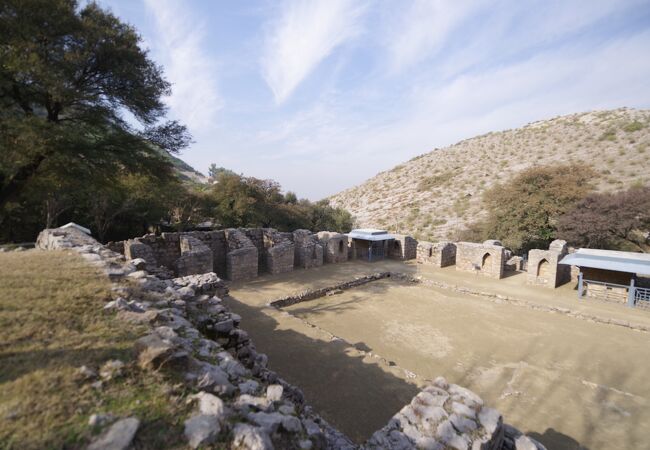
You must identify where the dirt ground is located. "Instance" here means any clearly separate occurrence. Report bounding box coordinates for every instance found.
[226,261,650,449]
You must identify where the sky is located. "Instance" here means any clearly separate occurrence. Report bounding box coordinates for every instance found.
[99,0,650,200]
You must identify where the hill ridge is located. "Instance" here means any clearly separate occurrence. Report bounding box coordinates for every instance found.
[329,107,650,241]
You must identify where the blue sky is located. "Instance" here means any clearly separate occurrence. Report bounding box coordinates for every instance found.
[100,0,650,199]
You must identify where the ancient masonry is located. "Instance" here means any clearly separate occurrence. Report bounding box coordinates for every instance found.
[317,232,349,264]
[416,241,457,268]
[292,230,324,269]
[456,241,507,279]
[526,240,571,288]
[389,234,418,260]
[37,225,545,450]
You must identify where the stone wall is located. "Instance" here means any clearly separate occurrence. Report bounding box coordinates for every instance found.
[177,236,213,277]
[526,240,571,288]
[292,230,323,269]
[242,228,265,274]
[416,241,456,267]
[317,231,349,264]
[389,234,418,260]
[224,229,258,282]
[456,241,506,279]
[262,229,295,275]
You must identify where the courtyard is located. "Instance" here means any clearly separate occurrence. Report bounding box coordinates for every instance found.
[226,260,650,450]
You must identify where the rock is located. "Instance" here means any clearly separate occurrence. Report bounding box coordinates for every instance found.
[87,417,140,450]
[77,365,98,380]
[88,413,115,428]
[515,435,543,450]
[127,270,148,279]
[177,286,195,299]
[247,411,285,433]
[195,363,235,395]
[449,413,478,433]
[432,376,449,390]
[281,415,303,433]
[99,360,125,380]
[235,394,272,412]
[131,258,147,270]
[232,423,274,450]
[448,384,483,408]
[221,358,249,379]
[266,384,283,402]
[436,419,470,450]
[103,297,129,311]
[214,318,234,334]
[278,404,295,415]
[239,380,260,394]
[478,408,502,434]
[299,439,313,449]
[134,333,185,370]
[194,392,226,417]
[451,402,476,419]
[184,414,220,449]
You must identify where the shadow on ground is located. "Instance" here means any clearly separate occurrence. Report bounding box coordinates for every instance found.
[225,294,419,443]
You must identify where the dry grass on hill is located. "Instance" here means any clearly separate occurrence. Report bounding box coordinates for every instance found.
[329,108,650,242]
[0,251,190,450]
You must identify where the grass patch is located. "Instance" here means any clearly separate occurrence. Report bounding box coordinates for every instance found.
[0,250,189,450]
[622,121,644,132]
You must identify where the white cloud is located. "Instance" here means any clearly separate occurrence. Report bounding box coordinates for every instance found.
[386,0,486,73]
[261,0,366,104]
[143,0,221,133]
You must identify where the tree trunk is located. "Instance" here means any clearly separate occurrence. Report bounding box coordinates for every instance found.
[0,154,47,209]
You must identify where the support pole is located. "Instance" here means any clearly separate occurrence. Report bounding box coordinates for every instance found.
[628,278,636,308]
[577,271,584,299]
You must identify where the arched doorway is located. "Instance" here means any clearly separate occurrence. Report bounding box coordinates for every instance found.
[482,253,492,270]
[537,259,550,278]
[338,240,344,254]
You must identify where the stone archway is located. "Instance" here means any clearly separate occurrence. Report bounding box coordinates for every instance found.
[537,259,550,278]
[482,253,492,270]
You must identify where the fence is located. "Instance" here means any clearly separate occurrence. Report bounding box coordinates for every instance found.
[579,277,650,308]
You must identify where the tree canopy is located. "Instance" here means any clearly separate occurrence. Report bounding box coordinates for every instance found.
[557,185,650,252]
[0,0,190,212]
[460,164,596,252]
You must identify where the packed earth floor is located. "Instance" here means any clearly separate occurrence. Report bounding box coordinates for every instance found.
[226,260,650,450]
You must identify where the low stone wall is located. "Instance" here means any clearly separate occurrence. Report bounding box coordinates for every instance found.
[292,230,323,269]
[416,241,457,267]
[389,234,418,261]
[317,231,349,264]
[456,241,506,279]
[526,240,571,288]
[270,272,391,308]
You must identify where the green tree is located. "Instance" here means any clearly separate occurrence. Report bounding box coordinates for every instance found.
[462,164,596,252]
[0,0,190,215]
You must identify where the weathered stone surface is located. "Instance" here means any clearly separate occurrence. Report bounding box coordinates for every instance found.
[456,242,506,279]
[232,423,274,450]
[194,392,226,417]
[184,414,220,449]
[266,384,283,402]
[87,417,140,450]
[526,240,571,288]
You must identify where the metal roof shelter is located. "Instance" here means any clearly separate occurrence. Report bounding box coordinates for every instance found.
[559,249,650,306]
[559,249,650,275]
[346,229,396,262]
[346,229,397,241]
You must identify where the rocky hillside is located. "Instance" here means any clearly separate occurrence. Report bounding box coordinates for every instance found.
[329,108,650,241]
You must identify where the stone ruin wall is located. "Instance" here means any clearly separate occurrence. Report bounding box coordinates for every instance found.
[416,241,457,267]
[526,240,571,288]
[388,234,418,261]
[292,230,324,269]
[456,241,507,279]
[317,231,349,264]
[35,224,545,450]
[263,230,295,275]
